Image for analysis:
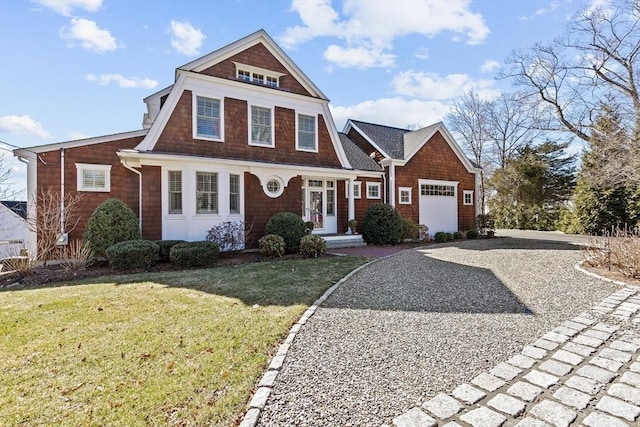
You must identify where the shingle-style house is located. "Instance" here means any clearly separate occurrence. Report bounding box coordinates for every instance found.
[14,30,479,251]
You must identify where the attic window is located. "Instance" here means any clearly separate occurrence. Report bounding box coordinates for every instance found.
[233,62,284,88]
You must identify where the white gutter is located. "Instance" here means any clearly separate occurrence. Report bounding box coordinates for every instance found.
[120,159,143,232]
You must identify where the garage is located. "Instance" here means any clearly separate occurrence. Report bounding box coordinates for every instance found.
[418,179,458,233]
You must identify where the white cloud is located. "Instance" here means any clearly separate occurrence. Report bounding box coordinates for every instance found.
[60,18,118,53]
[324,45,395,69]
[281,0,489,68]
[33,0,102,16]
[169,20,205,56]
[414,47,430,60]
[0,115,51,139]
[331,97,452,131]
[86,73,158,89]
[480,59,500,73]
[392,71,500,101]
[519,1,560,20]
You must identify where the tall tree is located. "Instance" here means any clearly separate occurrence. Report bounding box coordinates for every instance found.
[445,90,491,213]
[503,0,640,185]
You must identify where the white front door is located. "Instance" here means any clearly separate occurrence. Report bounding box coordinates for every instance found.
[302,179,337,233]
[418,179,459,233]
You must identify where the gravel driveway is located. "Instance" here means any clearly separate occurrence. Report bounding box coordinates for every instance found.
[257,238,620,426]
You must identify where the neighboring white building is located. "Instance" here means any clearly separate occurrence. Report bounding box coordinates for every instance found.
[0,201,28,260]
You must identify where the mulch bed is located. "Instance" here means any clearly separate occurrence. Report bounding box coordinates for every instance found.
[0,251,306,288]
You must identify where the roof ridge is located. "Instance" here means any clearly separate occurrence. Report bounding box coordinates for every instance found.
[350,119,409,132]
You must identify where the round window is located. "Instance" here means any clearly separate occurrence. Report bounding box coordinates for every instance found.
[263,176,284,198]
[266,179,280,194]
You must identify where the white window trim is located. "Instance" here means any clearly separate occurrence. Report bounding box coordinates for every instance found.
[399,187,412,205]
[76,163,111,192]
[366,182,381,200]
[168,170,183,215]
[229,173,242,215]
[233,62,285,88]
[263,176,284,198]
[192,94,224,142]
[248,103,275,148]
[463,190,474,205]
[345,181,361,199]
[296,113,318,153]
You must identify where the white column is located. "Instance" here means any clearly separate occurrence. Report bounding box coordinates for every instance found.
[347,178,355,232]
[389,163,396,207]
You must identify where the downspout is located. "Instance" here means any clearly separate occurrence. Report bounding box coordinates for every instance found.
[60,148,65,234]
[382,167,387,205]
[389,162,396,208]
[121,160,143,233]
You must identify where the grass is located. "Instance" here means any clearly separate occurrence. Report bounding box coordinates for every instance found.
[0,256,368,426]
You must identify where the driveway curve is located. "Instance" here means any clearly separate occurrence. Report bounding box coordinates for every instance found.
[257,237,620,426]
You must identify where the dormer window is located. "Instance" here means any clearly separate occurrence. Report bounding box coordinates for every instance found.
[233,62,284,89]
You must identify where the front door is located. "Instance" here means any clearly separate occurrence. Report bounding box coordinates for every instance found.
[302,179,336,233]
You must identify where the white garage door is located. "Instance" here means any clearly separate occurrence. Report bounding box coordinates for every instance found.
[418,180,458,233]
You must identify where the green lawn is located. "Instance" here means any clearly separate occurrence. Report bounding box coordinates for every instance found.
[0,256,368,426]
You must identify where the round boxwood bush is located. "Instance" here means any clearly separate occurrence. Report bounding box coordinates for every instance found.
[106,240,159,271]
[264,212,306,253]
[299,234,327,258]
[446,232,454,241]
[83,199,141,258]
[434,231,448,243]
[453,231,464,240]
[155,240,185,262]
[258,234,285,257]
[169,241,220,267]
[362,204,403,245]
[466,229,479,239]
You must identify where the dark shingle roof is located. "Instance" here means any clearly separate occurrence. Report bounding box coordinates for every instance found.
[1,201,27,220]
[338,133,383,171]
[349,120,406,159]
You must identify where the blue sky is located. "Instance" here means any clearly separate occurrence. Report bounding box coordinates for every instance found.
[0,0,603,199]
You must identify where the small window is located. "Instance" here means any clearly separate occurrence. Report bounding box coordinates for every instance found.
[464,190,474,205]
[252,73,264,84]
[76,163,111,192]
[250,105,273,146]
[230,174,240,214]
[420,184,455,197]
[238,70,251,81]
[367,182,381,199]
[196,172,218,214]
[195,96,222,140]
[399,187,412,205]
[327,181,335,216]
[345,181,361,199]
[266,76,278,87]
[264,176,284,198]
[297,114,317,151]
[169,171,182,214]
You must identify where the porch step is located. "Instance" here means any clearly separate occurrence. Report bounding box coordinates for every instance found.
[322,234,366,249]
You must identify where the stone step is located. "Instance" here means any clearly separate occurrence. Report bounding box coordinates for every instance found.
[322,235,366,249]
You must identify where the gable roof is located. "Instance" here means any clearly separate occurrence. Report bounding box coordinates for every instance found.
[179,29,328,100]
[0,201,27,220]
[337,133,383,172]
[344,119,480,173]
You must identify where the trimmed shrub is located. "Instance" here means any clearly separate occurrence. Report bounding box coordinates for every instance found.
[206,221,250,252]
[169,241,219,268]
[83,199,141,258]
[401,218,419,240]
[434,232,448,243]
[304,221,315,234]
[265,212,306,253]
[446,232,454,242]
[299,234,327,258]
[466,229,479,239]
[453,231,464,240]
[259,234,285,257]
[106,240,159,271]
[155,240,185,262]
[362,204,403,245]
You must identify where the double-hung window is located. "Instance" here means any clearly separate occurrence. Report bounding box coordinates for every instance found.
[76,163,111,192]
[297,114,317,151]
[250,105,273,146]
[196,172,218,214]
[168,171,182,214]
[196,96,221,140]
[367,182,381,199]
[399,187,412,204]
[229,174,240,214]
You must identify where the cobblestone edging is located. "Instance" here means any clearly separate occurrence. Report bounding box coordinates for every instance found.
[238,260,374,427]
[392,285,640,427]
